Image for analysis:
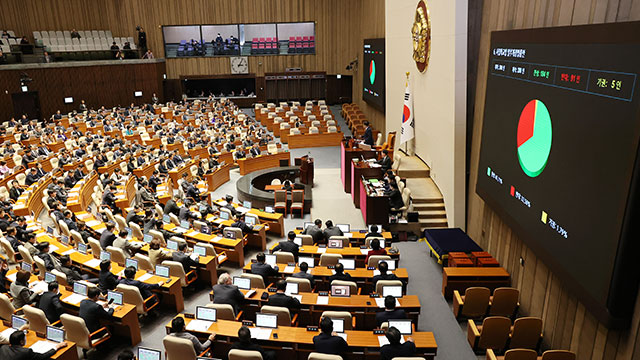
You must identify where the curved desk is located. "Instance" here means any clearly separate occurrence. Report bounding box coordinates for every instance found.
[237,151,291,175]
[236,166,312,213]
[13,172,58,217]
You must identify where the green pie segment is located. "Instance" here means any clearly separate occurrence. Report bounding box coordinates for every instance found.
[517,100,552,178]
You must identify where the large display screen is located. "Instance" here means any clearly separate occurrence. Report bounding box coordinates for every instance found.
[476,22,640,327]
[363,38,385,111]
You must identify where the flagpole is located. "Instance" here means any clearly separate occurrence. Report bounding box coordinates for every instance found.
[404,71,410,155]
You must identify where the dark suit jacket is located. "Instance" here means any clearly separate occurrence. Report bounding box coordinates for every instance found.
[38,291,64,323]
[99,230,116,249]
[250,262,279,281]
[172,251,198,271]
[388,189,404,209]
[164,199,180,216]
[0,344,57,360]
[380,341,416,360]
[267,292,301,310]
[303,225,324,244]
[312,332,348,355]
[78,299,114,333]
[375,308,407,327]
[372,272,400,287]
[292,271,315,287]
[212,284,244,313]
[378,155,392,172]
[328,272,352,284]
[272,240,299,260]
[98,270,118,293]
[119,278,160,300]
[363,126,374,146]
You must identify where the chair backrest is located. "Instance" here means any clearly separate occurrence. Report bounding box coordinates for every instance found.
[23,305,50,333]
[490,287,519,317]
[225,227,243,240]
[88,237,101,258]
[206,303,236,321]
[196,242,216,256]
[34,256,47,277]
[163,335,197,360]
[461,287,491,318]
[129,222,144,240]
[286,277,312,292]
[60,313,91,349]
[260,305,291,327]
[375,280,403,295]
[392,154,402,172]
[308,352,343,360]
[106,246,127,266]
[298,234,313,245]
[228,349,264,360]
[241,273,266,288]
[367,254,391,267]
[116,283,146,314]
[114,215,127,232]
[509,317,543,349]
[291,189,304,202]
[478,316,512,350]
[0,238,16,262]
[321,311,353,330]
[220,207,234,218]
[330,280,357,294]
[58,220,70,237]
[169,213,180,225]
[245,213,260,225]
[540,350,576,360]
[149,229,165,244]
[134,253,155,272]
[328,236,349,248]
[275,251,294,264]
[503,349,538,360]
[0,293,15,320]
[162,260,188,286]
[70,230,84,245]
[18,245,34,265]
[319,253,342,266]
[51,269,68,287]
[267,144,278,154]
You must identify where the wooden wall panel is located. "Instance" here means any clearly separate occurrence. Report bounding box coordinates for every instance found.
[467,0,640,359]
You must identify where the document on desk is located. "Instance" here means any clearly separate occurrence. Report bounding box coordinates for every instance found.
[360,248,369,255]
[186,319,214,332]
[62,249,76,256]
[0,328,17,338]
[212,236,222,243]
[84,258,101,268]
[7,272,17,283]
[48,245,59,253]
[30,281,49,295]
[283,266,296,273]
[374,297,400,308]
[85,220,101,227]
[137,273,153,282]
[316,247,326,254]
[316,296,329,305]
[292,295,302,302]
[30,340,58,354]
[337,333,348,341]
[63,293,86,305]
[250,327,272,340]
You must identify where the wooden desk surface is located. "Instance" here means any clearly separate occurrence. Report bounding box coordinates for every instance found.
[237,151,291,175]
[269,244,401,259]
[442,267,510,277]
[242,262,408,279]
[0,324,79,360]
[287,132,344,149]
[293,229,392,240]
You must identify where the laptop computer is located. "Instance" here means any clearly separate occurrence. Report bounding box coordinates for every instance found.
[382,285,403,298]
[44,272,56,283]
[388,319,413,335]
[166,239,178,250]
[46,226,54,235]
[46,325,65,343]
[264,254,277,266]
[107,291,124,306]
[243,201,252,209]
[155,265,170,278]
[245,216,256,226]
[12,315,27,330]
[77,242,88,255]
[21,262,32,272]
[125,258,138,270]
[196,306,217,322]
[298,257,314,268]
[331,285,351,297]
[73,282,88,297]
[285,282,299,295]
[338,258,355,270]
[255,313,278,328]
[137,347,161,360]
[219,211,230,220]
[336,224,350,233]
[179,220,190,230]
[143,234,153,243]
[233,276,251,290]
[379,259,396,270]
[193,245,207,256]
[330,318,345,333]
[60,235,70,245]
[100,251,111,262]
[293,237,302,246]
[163,214,171,223]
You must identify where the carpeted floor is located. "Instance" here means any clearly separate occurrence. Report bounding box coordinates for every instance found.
[43,105,479,359]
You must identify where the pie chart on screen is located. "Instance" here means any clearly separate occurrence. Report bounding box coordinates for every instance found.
[517,99,552,178]
[369,60,376,85]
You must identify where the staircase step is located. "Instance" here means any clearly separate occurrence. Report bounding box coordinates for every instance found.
[420,220,449,230]
[411,197,443,204]
[412,203,445,211]
[418,210,447,219]
[398,169,430,178]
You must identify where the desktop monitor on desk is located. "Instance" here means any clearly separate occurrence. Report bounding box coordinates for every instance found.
[329,318,345,333]
[299,257,315,268]
[264,254,277,266]
[196,306,217,322]
[73,282,88,297]
[336,224,350,233]
[388,319,413,335]
[46,325,65,343]
[338,258,356,270]
[233,276,251,290]
[155,265,170,278]
[138,347,161,360]
[107,291,124,305]
[256,313,278,328]
[331,285,351,297]
[125,258,138,270]
[382,285,403,298]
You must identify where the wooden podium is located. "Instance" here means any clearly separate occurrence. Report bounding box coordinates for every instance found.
[296,156,314,186]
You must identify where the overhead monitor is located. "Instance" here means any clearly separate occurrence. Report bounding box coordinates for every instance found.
[134,91,143,97]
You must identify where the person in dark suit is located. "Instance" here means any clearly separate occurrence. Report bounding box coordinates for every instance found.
[212,273,244,315]
[119,266,162,303]
[372,260,400,288]
[38,281,64,323]
[250,252,279,282]
[375,295,407,327]
[101,186,118,213]
[0,330,67,359]
[323,220,343,242]
[380,326,416,360]
[271,231,300,260]
[231,215,253,235]
[387,183,404,212]
[292,261,315,287]
[172,242,199,272]
[377,149,392,172]
[362,121,374,146]
[302,219,324,244]
[79,287,114,333]
[223,195,238,216]
[25,168,39,186]
[125,205,143,227]
[231,326,275,360]
[99,222,117,249]
[266,280,301,311]
[98,260,119,294]
[36,242,61,271]
[366,238,388,264]
[328,263,352,283]
[365,225,383,239]
[312,317,348,356]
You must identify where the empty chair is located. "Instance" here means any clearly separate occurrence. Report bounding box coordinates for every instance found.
[453,287,491,319]
[88,238,101,259]
[319,253,342,266]
[162,260,197,287]
[290,128,301,135]
[486,349,537,360]
[60,313,111,355]
[367,254,391,267]
[286,277,312,292]
[539,350,576,360]
[290,189,304,217]
[205,303,241,321]
[489,287,520,318]
[0,293,16,320]
[163,335,199,360]
[297,234,313,245]
[375,280,403,295]
[229,349,263,360]
[0,238,18,263]
[18,245,35,266]
[509,317,543,350]
[23,305,57,333]
[308,353,342,360]
[274,190,287,216]
[240,273,266,288]
[274,251,294,264]
[134,253,155,272]
[114,215,127,232]
[34,257,47,278]
[260,305,297,326]
[327,126,338,133]
[321,311,354,330]
[116,283,159,315]
[330,280,358,295]
[106,246,127,266]
[467,316,512,352]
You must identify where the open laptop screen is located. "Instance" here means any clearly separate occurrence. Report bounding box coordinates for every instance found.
[388,319,412,334]
[256,313,278,328]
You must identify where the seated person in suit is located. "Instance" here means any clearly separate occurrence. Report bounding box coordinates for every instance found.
[365,238,387,264]
[380,326,416,360]
[377,149,392,172]
[223,195,238,216]
[231,326,276,360]
[212,273,244,314]
[328,262,352,283]
[267,279,301,311]
[231,215,253,235]
[9,270,39,309]
[119,266,163,305]
[79,287,114,333]
[172,242,199,272]
[271,231,299,260]
[250,252,279,282]
[372,259,400,289]
[113,230,142,257]
[312,317,348,356]
[292,262,314,288]
[168,316,215,355]
[38,281,64,324]
[365,225,383,239]
[98,260,119,294]
[302,218,324,244]
[323,220,343,242]
[387,182,404,213]
[0,328,67,359]
[149,239,172,267]
[99,222,117,249]
[376,295,407,327]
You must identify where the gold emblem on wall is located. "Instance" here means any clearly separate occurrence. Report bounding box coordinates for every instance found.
[412,0,431,73]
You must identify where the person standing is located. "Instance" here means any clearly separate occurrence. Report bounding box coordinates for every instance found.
[138,27,147,53]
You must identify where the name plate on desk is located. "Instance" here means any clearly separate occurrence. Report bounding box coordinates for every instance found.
[307,326,318,332]
[242,320,254,327]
